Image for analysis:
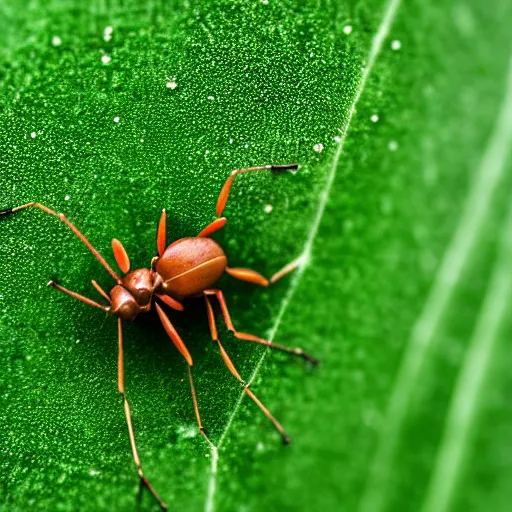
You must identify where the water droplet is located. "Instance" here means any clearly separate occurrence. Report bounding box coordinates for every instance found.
[261,0,269,4]
[229,139,233,144]
[343,25,352,35]
[104,26,113,42]
[65,195,70,201]
[388,140,399,151]
[52,36,62,47]
[30,132,37,139]
[370,114,379,123]
[166,79,177,89]
[101,55,111,65]
[207,95,215,100]
[89,469,100,476]
[205,150,210,155]
[313,143,324,152]
[264,204,273,214]
[391,40,401,51]
[333,135,341,143]
[113,116,120,123]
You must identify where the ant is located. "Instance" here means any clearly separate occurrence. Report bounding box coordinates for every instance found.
[1,164,318,510]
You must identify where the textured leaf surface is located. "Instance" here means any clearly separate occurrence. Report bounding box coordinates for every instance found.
[1,1,512,512]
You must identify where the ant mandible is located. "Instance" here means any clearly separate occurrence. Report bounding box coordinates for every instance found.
[1,164,318,510]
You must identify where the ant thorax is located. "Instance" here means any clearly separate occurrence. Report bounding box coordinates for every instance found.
[123,268,164,305]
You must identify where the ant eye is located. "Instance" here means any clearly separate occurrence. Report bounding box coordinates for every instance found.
[112,238,131,274]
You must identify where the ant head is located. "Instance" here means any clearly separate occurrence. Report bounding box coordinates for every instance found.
[110,285,139,321]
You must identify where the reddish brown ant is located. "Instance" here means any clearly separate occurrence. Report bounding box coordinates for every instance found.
[1,164,318,510]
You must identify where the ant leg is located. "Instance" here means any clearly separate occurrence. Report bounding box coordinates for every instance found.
[225,267,269,286]
[117,318,168,511]
[187,366,214,446]
[155,294,184,311]
[47,280,110,312]
[197,217,227,237]
[198,164,297,238]
[112,239,131,274]
[91,280,112,304]
[226,255,304,287]
[0,202,121,283]
[154,303,213,445]
[155,303,193,365]
[216,164,298,217]
[269,255,303,284]
[204,294,291,444]
[156,209,166,257]
[204,289,318,365]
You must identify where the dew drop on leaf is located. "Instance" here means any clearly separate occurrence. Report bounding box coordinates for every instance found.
[391,39,402,50]
[103,26,113,42]
[166,79,178,89]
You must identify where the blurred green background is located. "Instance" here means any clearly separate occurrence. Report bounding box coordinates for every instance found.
[1,0,512,511]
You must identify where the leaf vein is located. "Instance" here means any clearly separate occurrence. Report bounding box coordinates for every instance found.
[421,90,512,511]
[359,54,512,512]
[204,0,403,510]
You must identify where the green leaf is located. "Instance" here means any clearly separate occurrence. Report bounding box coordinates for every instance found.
[1,1,512,512]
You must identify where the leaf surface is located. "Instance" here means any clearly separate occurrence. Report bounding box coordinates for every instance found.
[1,1,512,512]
